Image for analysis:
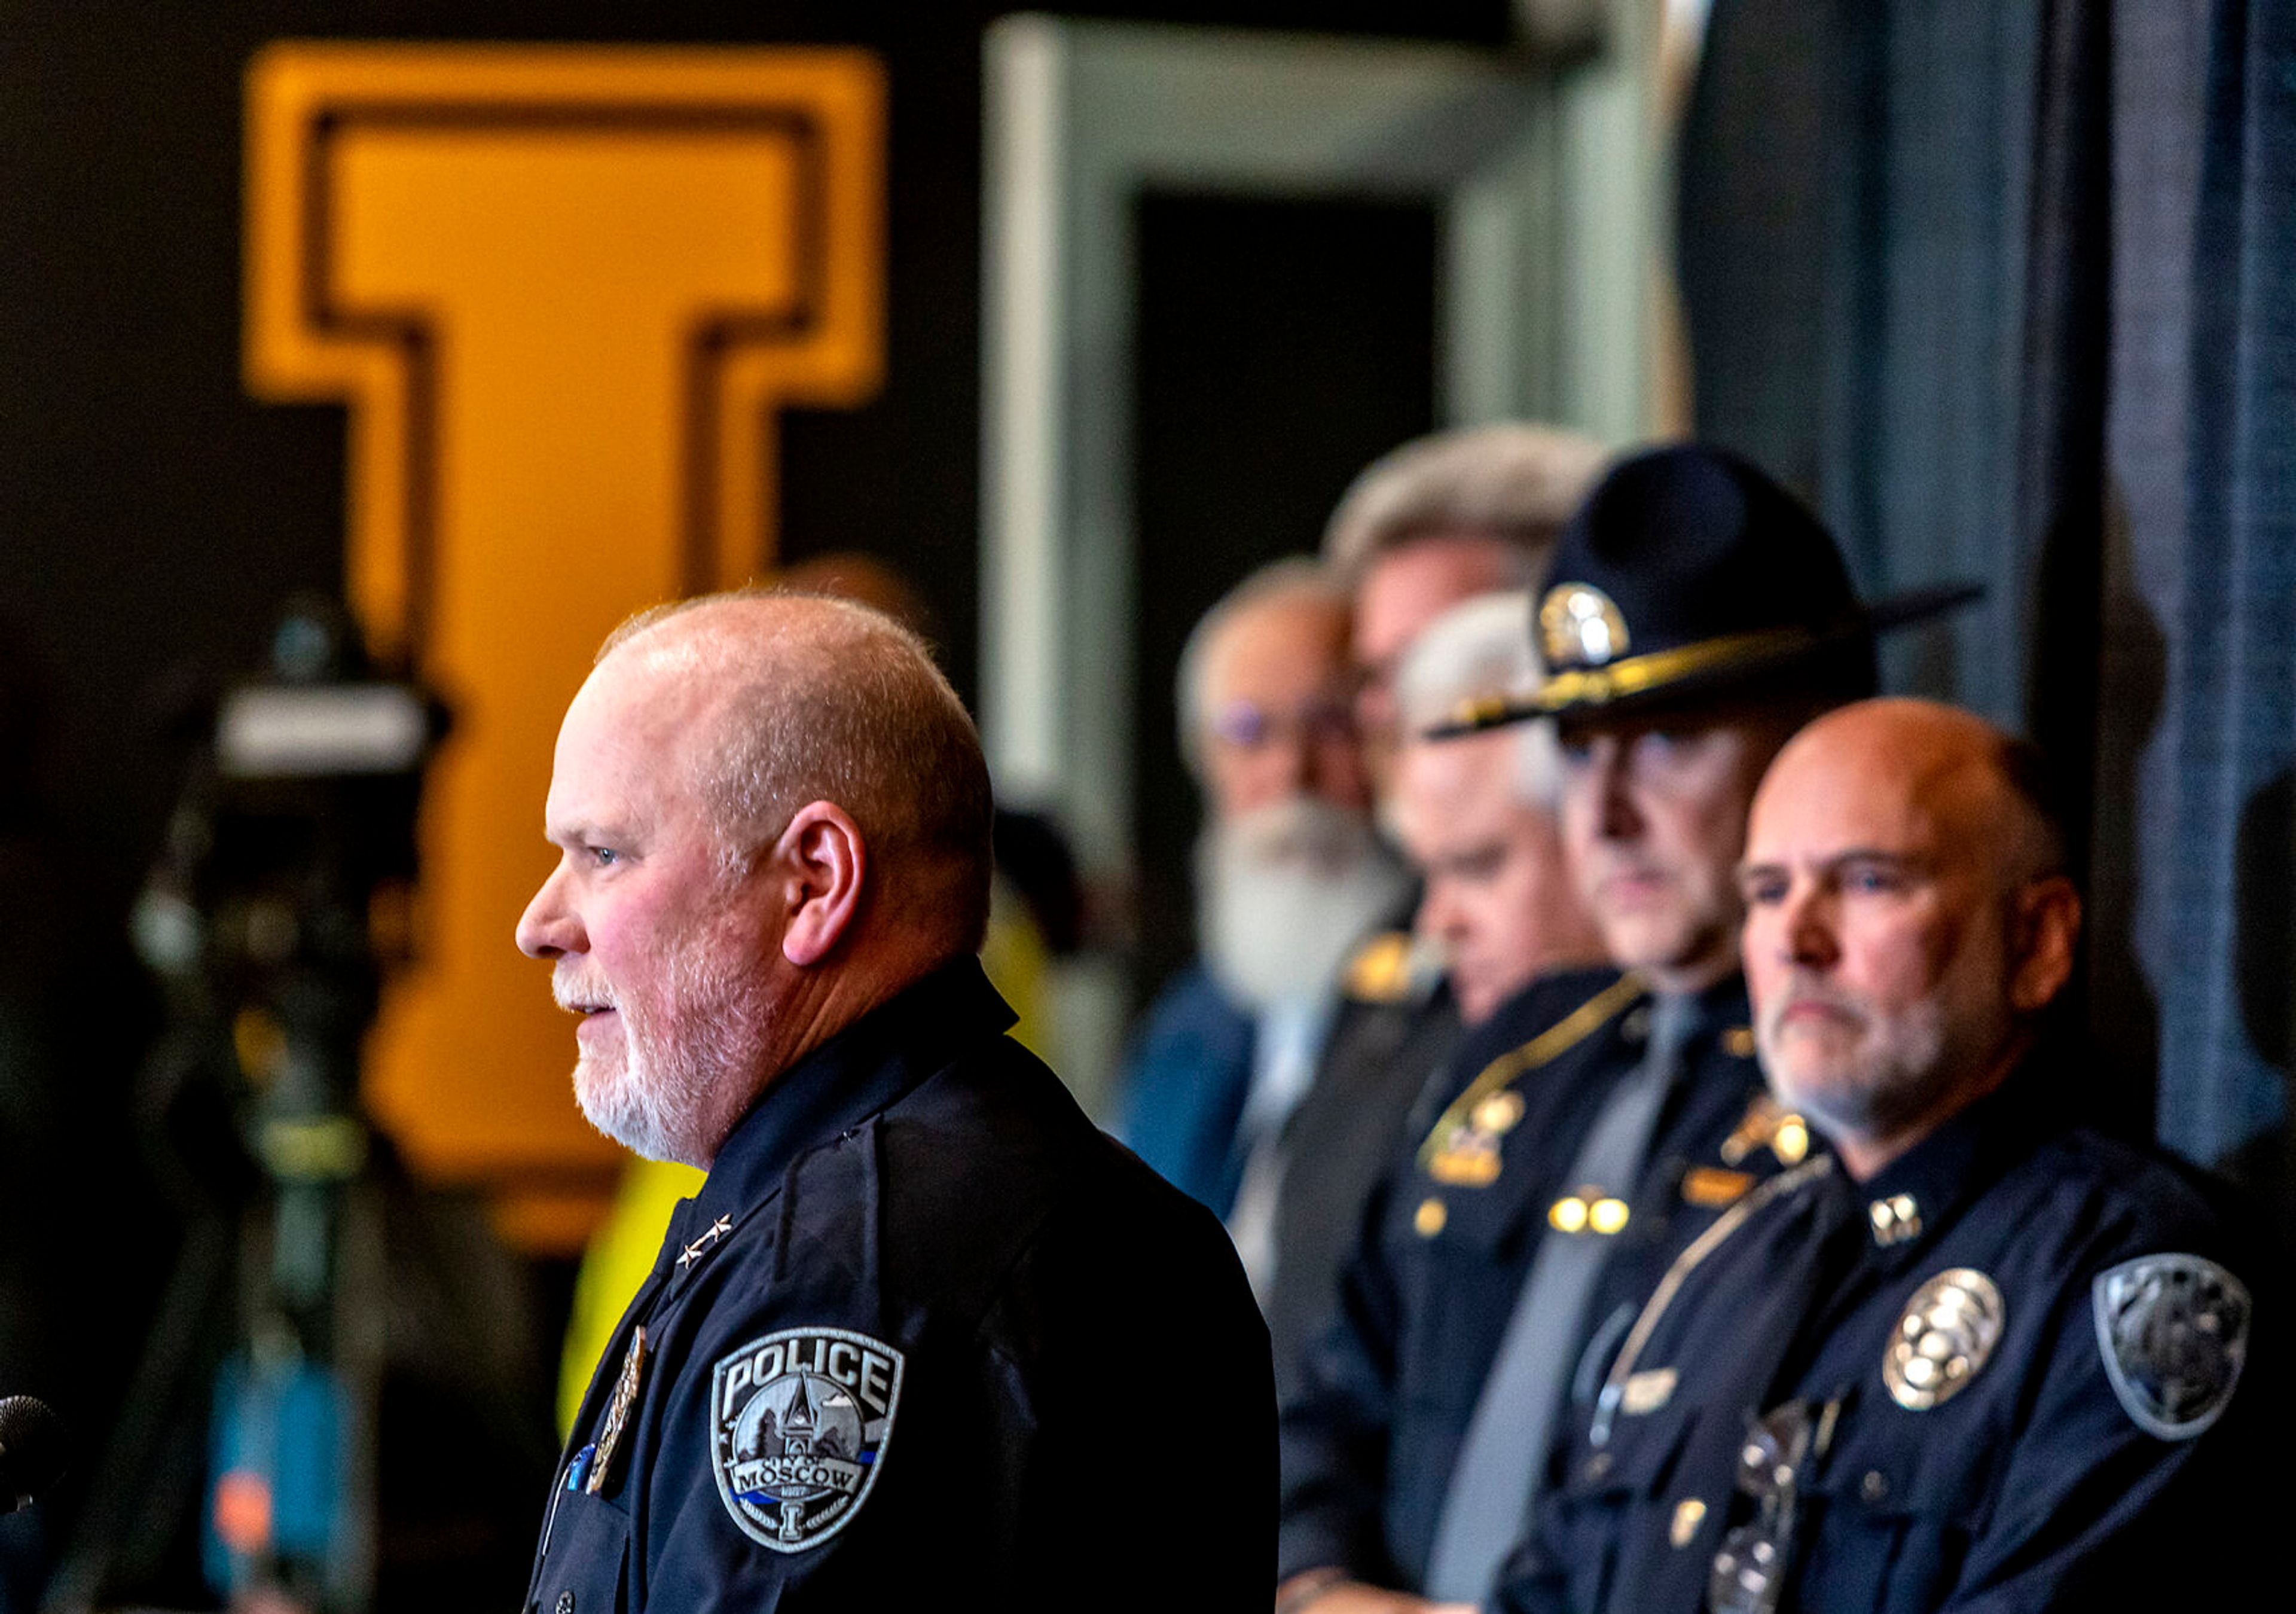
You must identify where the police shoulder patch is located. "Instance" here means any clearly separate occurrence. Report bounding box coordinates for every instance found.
[710,1326,905,1551]
[2092,1253,2251,1440]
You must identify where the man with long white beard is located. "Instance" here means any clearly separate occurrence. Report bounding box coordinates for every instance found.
[515,591,1270,1612]
[1117,561,1409,1289]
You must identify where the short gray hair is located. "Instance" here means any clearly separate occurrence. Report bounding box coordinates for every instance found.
[1174,558,1350,779]
[1321,422,1611,585]
[602,590,996,953]
[1393,590,1561,806]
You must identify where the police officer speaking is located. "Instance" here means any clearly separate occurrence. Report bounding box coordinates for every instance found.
[514,592,1271,1612]
[1495,699,2283,1612]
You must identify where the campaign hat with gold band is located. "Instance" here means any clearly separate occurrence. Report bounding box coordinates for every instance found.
[1430,444,1979,733]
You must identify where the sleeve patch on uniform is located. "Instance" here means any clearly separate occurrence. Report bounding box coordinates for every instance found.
[2092,1254,2249,1440]
[710,1327,905,1551]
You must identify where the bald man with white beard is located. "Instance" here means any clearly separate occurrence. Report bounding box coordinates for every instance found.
[516,590,1270,1613]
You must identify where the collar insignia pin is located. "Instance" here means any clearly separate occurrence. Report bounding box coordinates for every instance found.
[678,1214,734,1270]
[1868,1194,1921,1246]
[1720,1094,1809,1167]
[1430,1094,1522,1188]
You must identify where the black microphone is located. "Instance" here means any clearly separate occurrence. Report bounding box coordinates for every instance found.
[0,1397,65,1511]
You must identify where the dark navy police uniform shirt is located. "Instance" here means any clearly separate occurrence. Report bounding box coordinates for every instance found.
[527,959,1274,1613]
[1278,968,1812,1590]
[1497,1063,2286,1614]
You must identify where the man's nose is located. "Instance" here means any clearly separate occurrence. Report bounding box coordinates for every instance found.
[1590,740,1642,840]
[1275,731,1319,794]
[515,867,582,959]
[1415,882,1465,945]
[1778,884,1838,968]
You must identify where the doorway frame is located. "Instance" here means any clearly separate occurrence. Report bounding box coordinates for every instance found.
[979,13,1663,1102]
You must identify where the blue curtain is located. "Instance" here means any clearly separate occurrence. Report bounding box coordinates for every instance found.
[1678,0,2296,1217]
[2115,0,2296,1194]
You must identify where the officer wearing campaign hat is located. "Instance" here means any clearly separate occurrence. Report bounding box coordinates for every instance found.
[1278,445,1974,1613]
[1436,443,1975,734]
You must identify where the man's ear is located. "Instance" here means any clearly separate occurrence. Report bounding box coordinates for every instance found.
[773,801,868,968]
[2008,875,2082,1014]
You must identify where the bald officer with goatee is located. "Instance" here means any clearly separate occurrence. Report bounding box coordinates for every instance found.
[515,590,1271,1613]
[1495,700,2282,1613]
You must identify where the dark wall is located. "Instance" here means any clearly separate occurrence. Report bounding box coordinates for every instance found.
[1132,191,1439,999]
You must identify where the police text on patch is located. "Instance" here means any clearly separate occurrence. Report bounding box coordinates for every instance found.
[710,1326,904,1552]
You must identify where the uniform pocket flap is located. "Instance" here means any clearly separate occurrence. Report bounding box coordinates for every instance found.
[536,1485,633,1614]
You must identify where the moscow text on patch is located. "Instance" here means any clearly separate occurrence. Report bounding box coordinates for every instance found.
[710,1327,905,1551]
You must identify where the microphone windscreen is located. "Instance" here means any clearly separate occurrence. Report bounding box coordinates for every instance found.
[0,1396,66,1499]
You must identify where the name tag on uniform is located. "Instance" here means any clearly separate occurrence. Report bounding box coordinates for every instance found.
[1622,1366,1678,1415]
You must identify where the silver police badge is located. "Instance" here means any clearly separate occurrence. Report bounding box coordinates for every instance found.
[1883,1268,2005,1411]
[710,1326,904,1551]
[2092,1254,2250,1439]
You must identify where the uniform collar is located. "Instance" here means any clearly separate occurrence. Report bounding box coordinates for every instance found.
[1847,1058,2058,1268]
[1687,972,1751,1036]
[686,956,1018,1243]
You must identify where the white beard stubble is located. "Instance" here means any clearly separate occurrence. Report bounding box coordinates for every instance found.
[555,914,773,1167]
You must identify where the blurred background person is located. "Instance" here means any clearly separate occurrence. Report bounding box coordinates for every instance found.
[1258,589,1613,1399]
[1250,429,1611,1394]
[1388,593,1608,1029]
[1323,423,1611,803]
[1278,444,1971,1613]
[1116,561,1407,1279]
[1497,700,2281,1613]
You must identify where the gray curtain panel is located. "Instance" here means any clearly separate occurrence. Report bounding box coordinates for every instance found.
[1677,0,2296,1226]
[2110,0,2296,1212]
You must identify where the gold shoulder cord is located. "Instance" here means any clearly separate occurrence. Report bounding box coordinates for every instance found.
[1415,974,1648,1173]
[1588,1155,1836,1448]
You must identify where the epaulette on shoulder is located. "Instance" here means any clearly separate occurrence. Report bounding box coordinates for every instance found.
[1341,930,1433,1005]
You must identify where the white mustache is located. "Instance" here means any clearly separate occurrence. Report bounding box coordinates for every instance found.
[552,969,619,1013]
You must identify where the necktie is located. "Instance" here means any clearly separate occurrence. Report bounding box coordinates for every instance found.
[1421,993,1696,1603]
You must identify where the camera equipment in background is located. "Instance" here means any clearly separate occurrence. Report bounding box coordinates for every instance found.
[50,597,443,1614]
